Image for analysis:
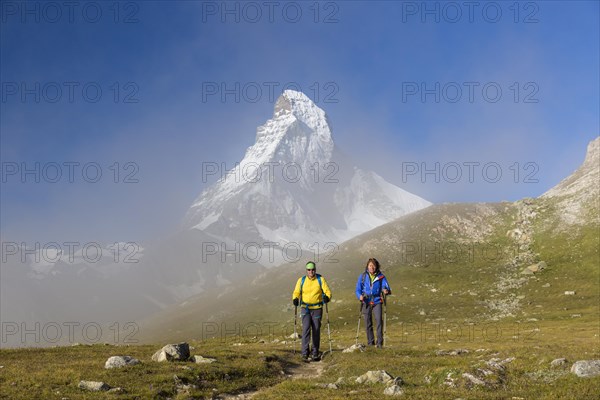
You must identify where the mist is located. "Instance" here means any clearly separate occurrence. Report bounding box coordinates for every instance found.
[1,1,598,347]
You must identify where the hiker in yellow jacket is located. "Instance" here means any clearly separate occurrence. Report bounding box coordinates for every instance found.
[292,261,332,362]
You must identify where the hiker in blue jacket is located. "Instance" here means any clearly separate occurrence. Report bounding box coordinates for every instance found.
[355,258,391,348]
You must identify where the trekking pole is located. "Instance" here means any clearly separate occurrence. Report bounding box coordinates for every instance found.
[382,292,387,346]
[293,304,298,354]
[355,300,363,346]
[325,301,332,355]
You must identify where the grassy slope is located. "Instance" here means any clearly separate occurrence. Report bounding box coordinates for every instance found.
[137,200,598,344]
[1,195,598,398]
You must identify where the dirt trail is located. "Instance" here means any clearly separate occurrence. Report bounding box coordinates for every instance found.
[218,356,326,399]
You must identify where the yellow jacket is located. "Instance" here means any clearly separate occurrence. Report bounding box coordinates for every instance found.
[292,274,332,309]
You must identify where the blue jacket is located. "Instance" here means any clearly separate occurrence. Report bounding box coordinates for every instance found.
[355,271,391,305]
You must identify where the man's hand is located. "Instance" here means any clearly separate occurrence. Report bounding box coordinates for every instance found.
[359,295,365,302]
[293,298,299,307]
[323,295,330,304]
[383,289,390,295]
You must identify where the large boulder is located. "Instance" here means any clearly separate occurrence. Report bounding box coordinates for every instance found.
[571,360,600,377]
[152,343,190,362]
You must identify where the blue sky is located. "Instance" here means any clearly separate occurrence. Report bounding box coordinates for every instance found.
[1,0,598,243]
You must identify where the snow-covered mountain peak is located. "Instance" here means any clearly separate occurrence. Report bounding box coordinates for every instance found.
[274,90,329,125]
[250,90,333,172]
[184,92,431,252]
[265,90,333,145]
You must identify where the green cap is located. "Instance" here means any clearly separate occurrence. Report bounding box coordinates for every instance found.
[305,261,316,270]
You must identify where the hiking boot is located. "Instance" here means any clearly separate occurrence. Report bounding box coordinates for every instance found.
[311,354,321,362]
[301,354,310,363]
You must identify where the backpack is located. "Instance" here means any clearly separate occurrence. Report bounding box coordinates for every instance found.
[300,274,324,307]
[361,271,385,302]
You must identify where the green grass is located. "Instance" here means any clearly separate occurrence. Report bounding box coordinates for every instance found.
[0,341,286,399]
[1,321,598,399]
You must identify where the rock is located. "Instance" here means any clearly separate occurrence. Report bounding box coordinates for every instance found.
[342,344,365,353]
[564,291,576,296]
[506,228,522,238]
[334,377,345,385]
[151,343,190,362]
[104,355,140,369]
[152,350,169,362]
[78,381,110,391]
[435,349,469,356]
[530,261,546,272]
[107,387,125,394]
[520,261,546,275]
[443,372,458,387]
[192,355,216,364]
[356,370,397,385]
[571,360,600,377]
[173,374,198,392]
[486,357,515,371]
[542,283,551,288]
[383,384,404,396]
[551,358,568,368]
[520,268,534,275]
[288,332,299,339]
[316,383,338,389]
[462,373,486,386]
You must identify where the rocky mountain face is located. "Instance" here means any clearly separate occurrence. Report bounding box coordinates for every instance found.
[541,136,599,225]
